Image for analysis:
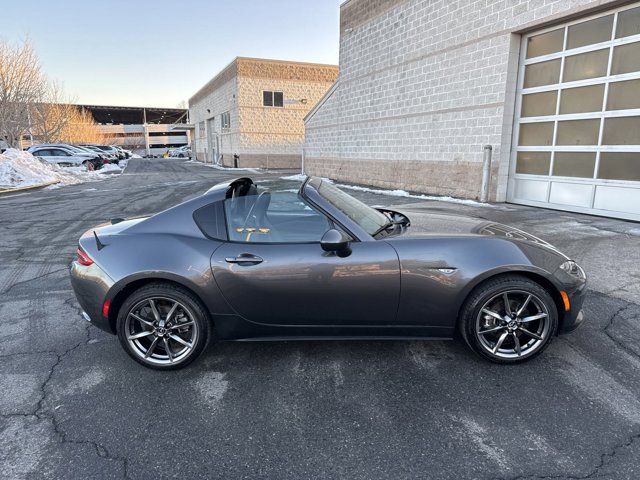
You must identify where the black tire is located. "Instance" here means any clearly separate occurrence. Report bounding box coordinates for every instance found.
[459,274,558,364]
[116,283,211,370]
[178,153,185,158]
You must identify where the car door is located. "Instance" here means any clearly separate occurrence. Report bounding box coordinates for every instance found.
[48,148,75,165]
[210,191,400,326]
[32,149,53,163]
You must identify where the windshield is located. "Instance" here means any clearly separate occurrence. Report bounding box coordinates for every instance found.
[315,180,389,235]
[67,145,92,154]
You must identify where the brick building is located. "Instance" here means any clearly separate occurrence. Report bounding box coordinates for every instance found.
[305,0,640,221]
[189,57,338,169]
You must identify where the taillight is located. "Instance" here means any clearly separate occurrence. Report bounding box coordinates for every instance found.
[76,248,94,266]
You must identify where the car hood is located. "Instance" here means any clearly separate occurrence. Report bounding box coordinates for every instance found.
[399,211,567,256]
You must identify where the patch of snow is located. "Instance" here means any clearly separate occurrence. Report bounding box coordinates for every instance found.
[280,173,308,182]
[337,183,490,206]
[279,173,489,206]
[131,153,142,158]
[186,160,262,173]
[0,148,121,190]
[99,162,123,173]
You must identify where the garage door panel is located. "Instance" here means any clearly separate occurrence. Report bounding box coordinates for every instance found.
[594,186,640,214]
[549,182,593,207]
[514,179,549,202]
[510,3,640,221]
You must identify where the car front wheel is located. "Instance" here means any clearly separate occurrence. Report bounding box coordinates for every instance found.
[459,275,558,363]
[116,283,211,370]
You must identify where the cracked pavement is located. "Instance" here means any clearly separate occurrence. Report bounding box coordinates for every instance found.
[1,158,639,479]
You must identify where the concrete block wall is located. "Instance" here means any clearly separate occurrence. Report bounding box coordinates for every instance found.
[189,74,239,163]
[305,0,620,200]
[189,58,338,168]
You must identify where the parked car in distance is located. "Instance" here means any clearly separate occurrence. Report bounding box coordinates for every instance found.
[71,176,587,370]
[27,144,103,170]
[113,146,132,159]
[80,145,118,163]
[72,145,111,163]
[169,145,191,158]
[98,145,125,160]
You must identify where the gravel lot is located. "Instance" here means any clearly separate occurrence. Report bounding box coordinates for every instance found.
[1,158,639,479]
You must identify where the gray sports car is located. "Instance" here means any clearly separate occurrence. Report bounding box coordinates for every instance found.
[70,176,587,370]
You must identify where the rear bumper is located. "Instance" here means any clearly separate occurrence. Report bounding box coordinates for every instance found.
[70,261,116,334]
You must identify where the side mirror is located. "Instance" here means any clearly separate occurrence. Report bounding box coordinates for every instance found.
[321,229,351,254]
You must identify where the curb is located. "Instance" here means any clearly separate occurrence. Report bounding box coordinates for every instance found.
[0,180,60,195]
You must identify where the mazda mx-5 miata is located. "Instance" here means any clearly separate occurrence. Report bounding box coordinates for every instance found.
[70,176,587,370]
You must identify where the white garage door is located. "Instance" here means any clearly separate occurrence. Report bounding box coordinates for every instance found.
[508,3,640,221]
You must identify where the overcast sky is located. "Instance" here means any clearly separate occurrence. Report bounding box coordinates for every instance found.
[1,0,342,108]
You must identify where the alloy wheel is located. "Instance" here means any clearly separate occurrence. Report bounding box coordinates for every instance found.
[475,290,550,359]
[124,297,198,366]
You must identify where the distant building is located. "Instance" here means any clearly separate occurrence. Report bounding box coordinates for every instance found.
[305,0,640,221]
[189,57,338,168]
[79,105,189,156]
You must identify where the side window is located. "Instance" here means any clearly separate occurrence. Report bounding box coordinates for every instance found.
[34,149,50,157]
[224,192,331,243]
[193,201,227,240]
[52,149,69,156]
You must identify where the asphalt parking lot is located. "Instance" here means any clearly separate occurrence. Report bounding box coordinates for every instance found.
[1,158,639,479]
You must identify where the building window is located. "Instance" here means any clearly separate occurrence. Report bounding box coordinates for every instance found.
[221,112,230,131]
[263,91,284,107]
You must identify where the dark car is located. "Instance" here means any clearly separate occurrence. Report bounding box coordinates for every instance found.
[70,176,587,370]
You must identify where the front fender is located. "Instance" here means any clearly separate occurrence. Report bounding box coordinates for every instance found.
[387,236,566,330]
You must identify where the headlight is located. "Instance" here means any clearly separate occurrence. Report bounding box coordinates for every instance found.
[559,260,586,280]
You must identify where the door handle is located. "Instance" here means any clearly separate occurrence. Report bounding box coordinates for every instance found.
[225,253,263,265]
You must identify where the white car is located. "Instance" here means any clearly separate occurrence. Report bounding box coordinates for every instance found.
[169,146,191,158]
[27,144,102,170]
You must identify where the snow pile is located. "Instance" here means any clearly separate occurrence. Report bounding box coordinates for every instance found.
[100,159,128,173]
[1,149,67,188]
[0,149,119,190]
[131,153,142,158]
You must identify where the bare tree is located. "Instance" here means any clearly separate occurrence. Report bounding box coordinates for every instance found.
[0,39,46,148]
[58,106,105,145]
[29,81,79,143]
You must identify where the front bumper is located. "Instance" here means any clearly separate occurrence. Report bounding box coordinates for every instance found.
[558,279,587,334]
[70,261,115,334]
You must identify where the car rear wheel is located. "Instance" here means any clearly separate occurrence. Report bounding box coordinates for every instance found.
[116,283,211,370]
[459,275,558,363]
